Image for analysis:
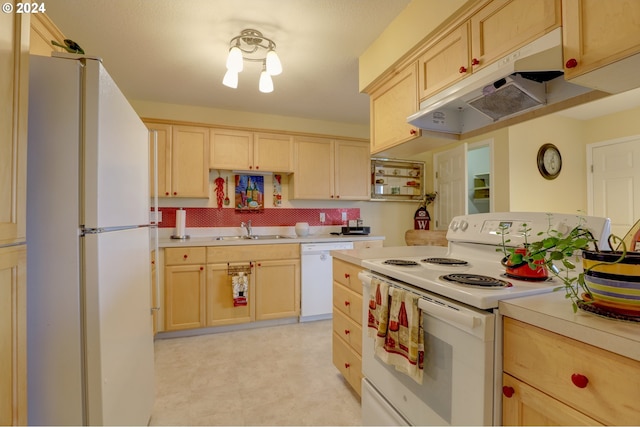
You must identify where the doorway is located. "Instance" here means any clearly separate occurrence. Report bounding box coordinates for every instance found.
[467,144,492,214]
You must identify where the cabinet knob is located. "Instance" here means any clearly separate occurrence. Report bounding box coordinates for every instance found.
[151,260,155,265]
[331,195,334,198]
[257,263,261,267]
[344,300,350,307]
[565,58,578,69]
[200,266,204,271]
[502,386,515,398]
[459,66,468,74]
[410,129,417,135]
[255,165,259,170]
[344,363,350,369]
[471,58,480,66]
[344,329,350,335]
[165,192,169,196]
[183,254,188,259]
[173,191,177,196]
[336,195,340,199]
[571,373,589,388]
[344,273,350,279]
[249,165,253,169]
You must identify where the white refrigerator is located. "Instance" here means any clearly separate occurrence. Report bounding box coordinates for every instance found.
[26,53,155,425]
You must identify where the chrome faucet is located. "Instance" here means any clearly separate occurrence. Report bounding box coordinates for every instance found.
[241,220,252,237]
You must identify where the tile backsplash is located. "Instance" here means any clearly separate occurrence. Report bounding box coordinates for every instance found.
[156,207,360,228]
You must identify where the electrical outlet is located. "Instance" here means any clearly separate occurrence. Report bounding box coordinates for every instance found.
[341,212,347,221]
[319,212,326,223]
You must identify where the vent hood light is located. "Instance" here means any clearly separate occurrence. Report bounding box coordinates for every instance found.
[407,28,599,136]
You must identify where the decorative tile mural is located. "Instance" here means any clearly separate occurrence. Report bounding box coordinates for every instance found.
[156,207,361,228]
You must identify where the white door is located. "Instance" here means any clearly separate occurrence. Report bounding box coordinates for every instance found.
[434,144,467,230]
[588,136,640,239]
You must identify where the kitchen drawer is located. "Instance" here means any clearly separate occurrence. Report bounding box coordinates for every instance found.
[207,243,299,263]
[333,308,362,355]
[503,317,640,425]
[333,258,363,294]
[164,247,206,265]
[332,332,362,396]
[333,282,362,324]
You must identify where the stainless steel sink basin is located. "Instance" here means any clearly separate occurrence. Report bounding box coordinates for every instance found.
[213,235,294,241]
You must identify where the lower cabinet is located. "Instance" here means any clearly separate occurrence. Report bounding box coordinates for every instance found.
[0,245,27,425]
[163,244,301,332]
[502,317,640,426]
[332,258,364,396]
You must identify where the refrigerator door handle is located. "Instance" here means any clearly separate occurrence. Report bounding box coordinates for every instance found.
[81,225,152,236]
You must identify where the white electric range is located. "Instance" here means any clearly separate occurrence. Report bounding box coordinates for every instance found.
[359,212,611,426]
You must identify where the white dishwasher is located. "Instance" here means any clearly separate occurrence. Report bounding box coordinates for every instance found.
[300,241,354,322]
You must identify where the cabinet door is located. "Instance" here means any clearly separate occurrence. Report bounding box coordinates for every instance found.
[147,123,171,198]
[255,259,300,321]
[206,263,253,326]
[418,22,470,101]
[254,133,294,172]
[164,264,206,331]
[502,374,602,426]
[210,128,253,170]
[292,136,334,199]
[471,0,560,71]
[0,245,27,426]
[334,140,370,200]
[370,62,421,154]
[332,332,362,396]
[0,11,28,246]
[171,126,210,198]
[563,0,640,80]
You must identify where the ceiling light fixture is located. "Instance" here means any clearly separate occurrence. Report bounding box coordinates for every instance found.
[223,29,282,93]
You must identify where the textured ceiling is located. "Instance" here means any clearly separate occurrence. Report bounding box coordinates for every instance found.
[44,0,412,125]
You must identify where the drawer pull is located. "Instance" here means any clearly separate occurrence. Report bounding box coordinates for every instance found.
[459,66,468,74]
[344,300,350,307]
[344,329,350,335]
[344,363,350,369]
[200,266,203,271]
[502,386,515,398]
[471,58,480,66]
[566,58,578,69]
[183,254,188,259]
[344,273,350,279]
[571,373,589,388]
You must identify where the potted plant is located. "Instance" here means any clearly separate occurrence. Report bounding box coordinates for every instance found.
[497,215,628,313]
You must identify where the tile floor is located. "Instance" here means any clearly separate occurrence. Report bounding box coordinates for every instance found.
[150,320,362,426]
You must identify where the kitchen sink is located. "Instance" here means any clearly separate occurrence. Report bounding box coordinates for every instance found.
[213,235,294,241]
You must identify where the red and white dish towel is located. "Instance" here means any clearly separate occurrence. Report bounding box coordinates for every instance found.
[367,277,424,384]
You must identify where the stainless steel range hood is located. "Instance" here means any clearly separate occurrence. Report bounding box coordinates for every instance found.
[407,28,600,136]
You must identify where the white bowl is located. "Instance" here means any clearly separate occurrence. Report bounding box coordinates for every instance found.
[295,222,309,237]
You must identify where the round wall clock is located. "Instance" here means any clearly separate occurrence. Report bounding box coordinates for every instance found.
[537,143,562,180]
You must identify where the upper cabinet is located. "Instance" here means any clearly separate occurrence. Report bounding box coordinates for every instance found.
[146,122,210,198]
[368,62,421,154]
[470,0,560,72]
[210,129,293,173]
[291,136,370,200]
[562,0,640,93]
[0,11,28,246]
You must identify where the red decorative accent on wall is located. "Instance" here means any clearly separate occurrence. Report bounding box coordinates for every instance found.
[156,207,361,228]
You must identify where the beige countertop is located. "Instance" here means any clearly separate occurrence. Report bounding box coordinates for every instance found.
[159,234,385,248]
[331,245,448,266]
[500,292,639,361]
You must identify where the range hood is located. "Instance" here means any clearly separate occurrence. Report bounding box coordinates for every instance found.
[407,28,600,136]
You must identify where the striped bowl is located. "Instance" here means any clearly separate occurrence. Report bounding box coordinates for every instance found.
[582,250,640,316]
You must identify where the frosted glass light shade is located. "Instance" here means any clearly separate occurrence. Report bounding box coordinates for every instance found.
[222,69,238,88]
[265,50,282,76]
[226,46,243,72]
[259,70,273,93]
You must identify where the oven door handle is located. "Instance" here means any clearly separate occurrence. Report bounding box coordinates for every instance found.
[418,298,479,329]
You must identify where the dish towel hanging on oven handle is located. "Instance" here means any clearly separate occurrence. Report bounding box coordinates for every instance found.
[367,278,424,384]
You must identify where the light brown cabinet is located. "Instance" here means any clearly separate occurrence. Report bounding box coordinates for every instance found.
[292,136,370,200]
[502,317,640,425]
[146,122,210,198]
[332,258,364,395]
[164,247,207,331]
[368,62,421,154]
[0,245,27,426]
[210,129,293,172]
[562,0,640,91]
[162,244,300,332]
[1,8,29,426]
